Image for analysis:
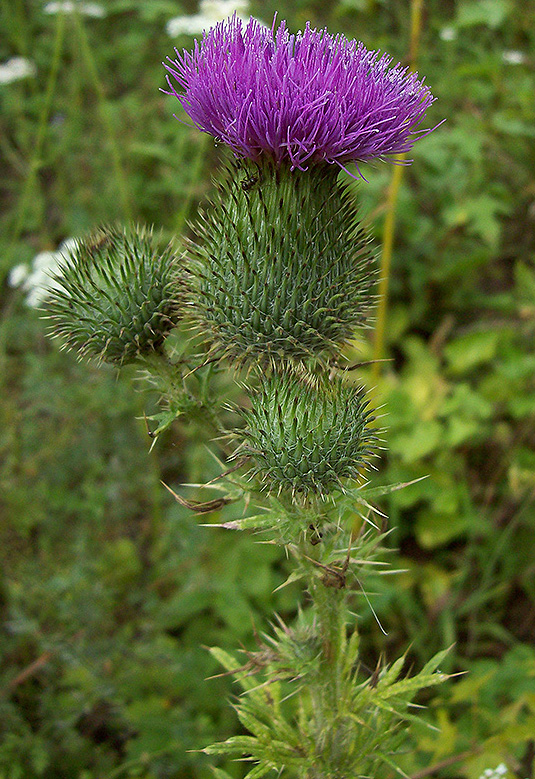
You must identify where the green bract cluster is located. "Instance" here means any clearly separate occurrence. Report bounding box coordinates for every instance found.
[46,225,182,365]
[189,160,374,368]
[238,372,378,496]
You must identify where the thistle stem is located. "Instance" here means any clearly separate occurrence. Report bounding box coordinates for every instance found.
[297,536,353,778]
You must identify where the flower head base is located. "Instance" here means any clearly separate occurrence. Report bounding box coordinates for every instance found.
[190,160,375,367]
[46,225,182,365]
[164,15,435,171]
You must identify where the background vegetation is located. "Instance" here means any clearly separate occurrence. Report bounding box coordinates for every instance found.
[1,0,534,777]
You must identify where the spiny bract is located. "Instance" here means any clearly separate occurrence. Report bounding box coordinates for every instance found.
[189,160,375,368]
[46,224,182,365]
[238,372,378,496]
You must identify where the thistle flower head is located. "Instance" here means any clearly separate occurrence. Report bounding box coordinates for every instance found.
[238,373,378,497]
[164,15,436,171]
[46,225,183,365]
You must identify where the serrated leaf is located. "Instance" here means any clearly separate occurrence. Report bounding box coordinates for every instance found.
[371,697,439,730]
[204,735,259,756]
[208,646,243,674]
[382,671,449,700]
[244,763,276,779]
[204,515,275,531]
[236,708,273,743]
[209,647,274,698]
[145,408,182,436]
[421,646,453,675]
[355,476,429,500]
[344,628,360,676]
[380,656,406,686]
[273,568,307,591]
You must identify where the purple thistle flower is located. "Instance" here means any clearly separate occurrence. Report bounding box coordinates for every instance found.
[163,15,436,172]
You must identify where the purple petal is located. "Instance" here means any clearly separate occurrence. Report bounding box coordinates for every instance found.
[163,14,437,169]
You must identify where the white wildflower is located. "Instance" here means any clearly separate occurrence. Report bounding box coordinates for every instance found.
[8,264,30,287]
[166,15,215,36]
[479,764,509,779]
[439,26,457,41]
[43,1,106,18]
[201,0,249,17]
[56,237,78,257]
[502,50,526,65]
[0,57,36,85]
[166,0,254,37]
[9,239,78,308]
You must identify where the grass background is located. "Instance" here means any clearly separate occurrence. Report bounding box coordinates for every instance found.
[1,0,534,777]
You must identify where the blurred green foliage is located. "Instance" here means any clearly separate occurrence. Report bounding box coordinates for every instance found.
[1,0,534,777]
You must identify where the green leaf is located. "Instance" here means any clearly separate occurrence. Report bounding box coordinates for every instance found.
[372,697,439,730]
[421,646,453,675]
[492,114,535,139]
[273,568,307,591]
[236,708,274,744]
[145,408,182,437]
[440,383,493,419]
[204,515,276,531]
[203,735,259,756]
[415,510,469,549]
[381,670,448,699]
[443,195,509,248]
[444,416,480,447]
[444,330,500,374]
[456,0,511,28]
[389,420,442,463]
[244,763,276,779]
[377,656,406,687]
[356,476,430,504]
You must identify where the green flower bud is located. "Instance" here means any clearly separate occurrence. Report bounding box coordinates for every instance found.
[189,160,375,368]
[46,225,182,365]
[238,372,378,497]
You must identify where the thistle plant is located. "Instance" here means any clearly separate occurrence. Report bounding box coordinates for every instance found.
[46,15,447,778]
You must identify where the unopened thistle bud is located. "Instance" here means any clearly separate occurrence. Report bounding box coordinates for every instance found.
[189,160,374,367]
[46,225,182,365]
[238,372,378,497]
